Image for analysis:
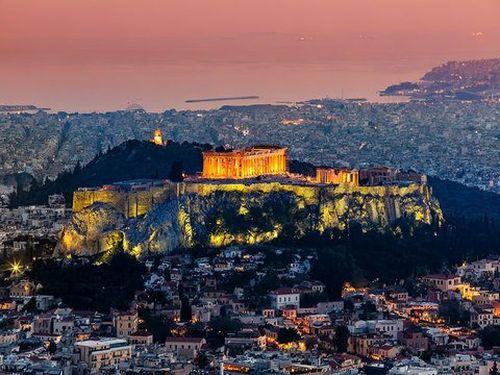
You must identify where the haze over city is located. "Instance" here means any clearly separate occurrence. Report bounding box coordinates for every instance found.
[2,0,500,111]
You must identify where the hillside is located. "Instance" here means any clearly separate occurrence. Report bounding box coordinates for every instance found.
[9,140,211,207]
[9,140,500,222]
[429,177,500,221]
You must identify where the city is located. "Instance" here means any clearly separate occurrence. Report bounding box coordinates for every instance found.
[1,0,500,374]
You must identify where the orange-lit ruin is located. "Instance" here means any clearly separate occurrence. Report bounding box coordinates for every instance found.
[202,146,288,179]
[316,167,359,187]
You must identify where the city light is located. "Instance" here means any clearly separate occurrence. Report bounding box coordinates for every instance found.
[10,260,22,275]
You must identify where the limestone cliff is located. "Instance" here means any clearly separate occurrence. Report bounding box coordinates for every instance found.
[58,202,125,256]
[58,182,443,257]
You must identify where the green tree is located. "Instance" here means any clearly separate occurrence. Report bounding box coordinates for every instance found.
[138,308,175,343]
[48,340,57,355]
[208,317,243,349]
[479,326,500,350]
[29,252,145,312]
[180,297,192,322]
[22,297,38,313]
[311,247,355,299]
[209,317,242,335]
[168,160,184,182]
[300,292,329,308]
[277,328,301,344]
[334,325,350,353]
[439,300,470,326]
[195,351,209,369]
[359,301,378,320]
[491,361,498,375]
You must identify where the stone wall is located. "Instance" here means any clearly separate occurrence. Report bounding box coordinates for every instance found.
[73,185,176,219]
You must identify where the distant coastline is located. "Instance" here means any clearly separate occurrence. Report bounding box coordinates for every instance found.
[380,57,500,101]
[185,96,259,103]
[0,104,51,113]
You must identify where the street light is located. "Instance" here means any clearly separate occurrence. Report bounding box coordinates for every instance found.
[10,261,21,274]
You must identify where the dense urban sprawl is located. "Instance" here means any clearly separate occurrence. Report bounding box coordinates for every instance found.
[0,99,498,196]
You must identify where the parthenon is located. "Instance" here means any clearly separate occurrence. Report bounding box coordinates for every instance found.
[202,146,288,179]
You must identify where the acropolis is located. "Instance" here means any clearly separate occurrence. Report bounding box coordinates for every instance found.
[70,133,432,225]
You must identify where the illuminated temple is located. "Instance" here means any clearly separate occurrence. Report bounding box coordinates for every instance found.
[202,146,288,179]
[316,167,359,187]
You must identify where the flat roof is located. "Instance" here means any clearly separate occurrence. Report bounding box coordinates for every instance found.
[76,338,128,348]
[203,145,286,155]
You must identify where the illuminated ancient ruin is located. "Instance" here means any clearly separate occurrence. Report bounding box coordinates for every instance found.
[316,167,359,187]
[202,146,287,179]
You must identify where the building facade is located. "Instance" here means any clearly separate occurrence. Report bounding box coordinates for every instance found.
[113,310,139,339]
[422,275,461,292]
[75,338,132,373]
[270,288,300,309]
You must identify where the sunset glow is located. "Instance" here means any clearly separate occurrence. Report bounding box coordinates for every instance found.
[1,0,500,111]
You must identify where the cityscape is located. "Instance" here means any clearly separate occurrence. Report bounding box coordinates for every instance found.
[0,1,500,375]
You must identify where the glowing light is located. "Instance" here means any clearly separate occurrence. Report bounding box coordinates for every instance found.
[151,129,164,145]
[10,261,21,274]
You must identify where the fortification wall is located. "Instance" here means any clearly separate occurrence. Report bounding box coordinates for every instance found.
[73,185,176,219]
[73,190,127,215]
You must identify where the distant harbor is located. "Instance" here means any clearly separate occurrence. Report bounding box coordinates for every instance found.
[185,96,259,103]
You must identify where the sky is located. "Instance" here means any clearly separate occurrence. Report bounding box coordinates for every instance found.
[1,0,500,111]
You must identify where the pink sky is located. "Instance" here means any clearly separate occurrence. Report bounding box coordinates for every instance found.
[1,0,500,111]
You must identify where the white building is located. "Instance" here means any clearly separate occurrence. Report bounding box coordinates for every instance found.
[270,288,300,309]
[75,338,132,373]
[371,319,404,339]
[457,259,499,280]
[389,364,437,375]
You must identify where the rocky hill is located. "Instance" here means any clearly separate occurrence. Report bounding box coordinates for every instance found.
[6,138,498,257]
[58,182,442,257]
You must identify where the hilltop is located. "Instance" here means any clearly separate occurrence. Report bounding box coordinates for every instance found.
[9,139,500,222]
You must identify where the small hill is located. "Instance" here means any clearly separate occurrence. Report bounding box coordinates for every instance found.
[9,140,211,207]
[429,177,500,221]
